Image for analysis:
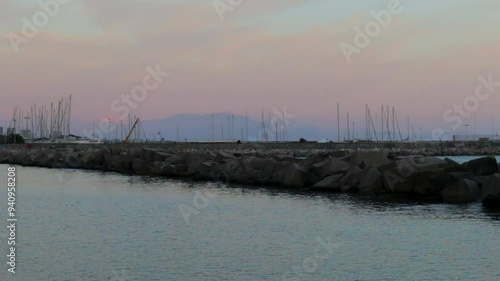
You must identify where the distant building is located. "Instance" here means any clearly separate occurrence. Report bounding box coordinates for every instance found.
[453,134,500,141]
[7,128,15,135]
[0,127,3,136]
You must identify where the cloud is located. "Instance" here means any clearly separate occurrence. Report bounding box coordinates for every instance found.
[0,0,499,135]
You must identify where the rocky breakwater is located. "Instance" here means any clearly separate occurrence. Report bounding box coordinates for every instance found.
[1,146,499,206]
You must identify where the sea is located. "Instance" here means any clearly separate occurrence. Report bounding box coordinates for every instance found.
[0,155,499,280]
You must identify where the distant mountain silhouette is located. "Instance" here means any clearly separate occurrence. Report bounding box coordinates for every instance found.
[139,113,321,142]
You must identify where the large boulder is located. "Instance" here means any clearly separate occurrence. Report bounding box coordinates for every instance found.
[82,151,104,169]
[465,156,498,176]
[132,158,150,175]
[245,157,277,180]
[154,152,172,162]
[194,161,217,180]
[215,151,236,162]
[377,161,399,174]
[448,172,488,187]
[185,152,211,175]
[23,150,41,166]
[382,167,412,193]
[128,148,142,158]
[282,163,309,188]
[106,155,133,173]
[298,157,323,169]
[313,157,349,179]
[214,158,245,183]
[481,174,500,206]
[165,153,187,165]
[360,152,392,167]
[0,150,10,163]
[161,163,186,177]
[149,161,164,176]
[36,152,54,168]
[357,166,383,194]
[412,170,453,196]
[441,179,480,203]
[8,151,25,165]
[310,174,342,192]
[414,156,449,172]
[339,166,362,192]
[327,150,350,158]
[64,153,81,168]
[271,161,295,185]
[140,148,160,162]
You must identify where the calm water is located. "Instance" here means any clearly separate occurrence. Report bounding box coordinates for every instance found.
[436,155,500,164]
[0,162,499,281]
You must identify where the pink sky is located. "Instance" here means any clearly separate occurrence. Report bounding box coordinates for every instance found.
[1,0,500,138]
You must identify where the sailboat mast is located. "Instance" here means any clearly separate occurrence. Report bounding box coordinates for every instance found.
[407,115,410,141]
[347,112,350,141]
[381,105,384,142]
[245,109,248,142]
[337,102,340,143]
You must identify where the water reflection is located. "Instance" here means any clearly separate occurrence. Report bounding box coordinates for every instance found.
[161,180,499,227]
[481,205,500,221]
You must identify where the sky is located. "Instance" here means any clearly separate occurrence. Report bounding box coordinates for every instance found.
[1,0,500,139]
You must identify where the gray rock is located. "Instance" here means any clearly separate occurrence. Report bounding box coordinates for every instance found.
[215,151,236,162]
[128,148,142,158]
[165,153,187,165]
[410,170,450,195]
[481,174,500,206]
[441,179,480,203]
[358,166,383,194]
[185,152,211,175]
[313,157,349,179]
[82,152,103,169]
[106,156,133,173]
[141,148,160,162]
[339,166,362,191]
[149,161,164,176]
[271,161,295,185]
[161,163,186,176]
[246,157,277,179]
[283,163,309,188]
[132,158,149,175]
[382,167,412,193]
[154,152,172,162]
[414,156,449,172]
[311,174,342,192]
[64,153,81,169]
[465,156,498,176]
[194,161,217,180]
[360,152,392,167]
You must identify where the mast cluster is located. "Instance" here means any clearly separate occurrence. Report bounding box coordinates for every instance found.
[7,95,72,140]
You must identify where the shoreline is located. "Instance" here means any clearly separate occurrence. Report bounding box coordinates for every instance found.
[1,144,499,206]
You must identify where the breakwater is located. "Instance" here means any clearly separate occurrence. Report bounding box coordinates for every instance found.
[1,143,499,206]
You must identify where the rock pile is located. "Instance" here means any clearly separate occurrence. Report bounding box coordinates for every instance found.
[1,146,499,206]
